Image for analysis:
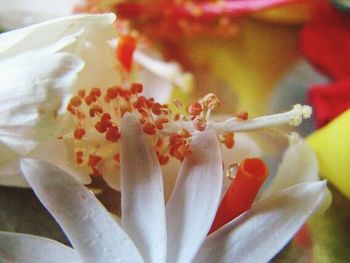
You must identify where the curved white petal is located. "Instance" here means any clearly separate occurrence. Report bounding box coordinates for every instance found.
[194,181,328,263]
[120,113,167,263]
[262,140,318,197]
[0,158,29,187]
[0,52,83,155]
[20,159,143,263]
[30,139,91,184]
[0,231,81,263]
[166,129,223,263]
[0,0,83,30]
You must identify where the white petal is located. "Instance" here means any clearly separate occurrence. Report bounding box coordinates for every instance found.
[20,159,143,263]
[194,181,328,263]
[0,14,116,56]
[30,139,91,184]
[120,113,167,263]
[263,140,319,197]
[166,129,223,263]
[0,52,83,155]
[0,0,84,30]
[0,231,81,263]
[0,158,29,187]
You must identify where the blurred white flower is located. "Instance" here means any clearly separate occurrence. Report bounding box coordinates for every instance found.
[0,113,328,263]
[0,14,191,189]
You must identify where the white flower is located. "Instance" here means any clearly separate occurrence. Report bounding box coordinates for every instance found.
[0,113,328,263]
[0,14,191,189]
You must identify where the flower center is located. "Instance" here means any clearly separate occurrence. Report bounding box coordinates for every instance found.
[64,84,311,178]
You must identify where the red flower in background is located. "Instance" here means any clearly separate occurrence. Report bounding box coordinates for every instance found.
[300,2,350,128]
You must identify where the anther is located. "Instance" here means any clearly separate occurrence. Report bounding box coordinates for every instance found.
[236,111,248,121]
[74,128,86,140]
[203,93,220,110]
[105,126,121,142]
[143,122,156,135]
[194,116,206,131]
[131,83,143,94]
[187,101,203,116]
[155,117,169,130]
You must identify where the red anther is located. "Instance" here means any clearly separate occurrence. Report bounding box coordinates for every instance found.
[236,111,248,121]
[105,86,119,101]
[85,95,97,105]
[158,154,169,165]
[155,137,163,148]
[88,154,102,168]
[179,128,191,138]
[151,103,162,115]
[89,105,103,117]
[139,118,146,124]
[155,117,169,130]
[74,127,85,139]
[101,113,112,126]
[194,117,206,131]
[76,151,83,164]
[105,126,121,142]
[116,34,137,72]
[187,101,203,116]
[138,108,149,119]
[174,113,180,121]
[209,158,268,234]
[143,122,156,135]
[94,121,109,133]
[76,110,85,120]
[146,98,155,108]
[224,132,235,149]
[78,89,86,98]
[67,103,76,115]
[131,83,143,94]
[178,143,192,158]
[90,87,102,98]
[70,96,82,107]
[170,134,183,147]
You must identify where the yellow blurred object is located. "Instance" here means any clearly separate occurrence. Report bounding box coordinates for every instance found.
[174,18,299,116]
[308,109,350,199]
[253,0,324,25]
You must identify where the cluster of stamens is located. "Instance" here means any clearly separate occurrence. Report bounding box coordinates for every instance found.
[65,83,236,177]
[65,83,311,178]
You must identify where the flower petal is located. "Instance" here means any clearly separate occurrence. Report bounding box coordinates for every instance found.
[0,231,81,263]
[0,158,29,187]
[194,181,328,263]
[0,0,83,30]
[0,52,83,155]
[262,140,318,197]
[166,128,223,263]
[20,158,143,263]
[120,113,167,263]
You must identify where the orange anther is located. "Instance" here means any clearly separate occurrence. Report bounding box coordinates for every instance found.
[155,117,169,130]
[105,126,121,142]
[224,132,235,149]
[101,113,112,126]
[194,117,206,131]
[90,87,102,98]
[74,127,85,139]
[88,154,102,168]
[179,128,191,138]
[89,105,103,117]
[85,95,97,105]
[131,83,143,94]
[77,110,85,120]
[114,153,120,163]
[151,103,162,115]
[76,151,83,164]
[236,111,248,121]
[95,121,109,133]
[187,101,203,116]
[67,103,76,115]
[106,86,119,101]
[70,96,82,107]
[178,143,192,158]
[143,122,156,135]
[158,153,169,165]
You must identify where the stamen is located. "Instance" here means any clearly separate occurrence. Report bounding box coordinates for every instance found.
[209,158,268,234]
[116,34,137,72]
